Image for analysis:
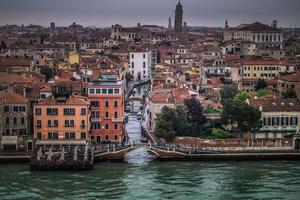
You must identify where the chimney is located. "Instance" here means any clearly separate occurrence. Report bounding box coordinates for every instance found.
[23,87,26,97]
[137,23,141,27]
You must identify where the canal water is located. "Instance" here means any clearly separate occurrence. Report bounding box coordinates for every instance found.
[0,160,300,199]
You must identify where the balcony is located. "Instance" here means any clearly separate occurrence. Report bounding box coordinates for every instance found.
[112,118,123,123]
[90,117,101,122]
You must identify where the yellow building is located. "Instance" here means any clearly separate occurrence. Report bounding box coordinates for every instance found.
[242,60,294,79]
[68,51,80,65]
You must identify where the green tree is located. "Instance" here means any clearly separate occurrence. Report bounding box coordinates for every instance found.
[283,88,297,98]
[220,85,237,100]
[184,97,206,134]
[255,88,272,97]
[154,107,177,140]
[255,79,268,91]
[40,67,53,82]
[211,128,231,139]
[221,99,261,133]
[174,106,194,136]
[234,91,250,102]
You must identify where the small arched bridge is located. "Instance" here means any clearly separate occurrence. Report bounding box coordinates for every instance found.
[125,97,145,105]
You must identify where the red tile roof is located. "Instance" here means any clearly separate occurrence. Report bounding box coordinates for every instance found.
[249,98,300,112]
[0,91,29,104]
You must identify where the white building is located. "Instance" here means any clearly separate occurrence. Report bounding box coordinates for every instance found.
[129,50,152,81]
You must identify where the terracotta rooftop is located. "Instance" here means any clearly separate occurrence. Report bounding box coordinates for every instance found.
[0,73,33,84]
[279,71,300,82]
[249,98,300,112]
[149,88,191,104]
[0,91,29,104]
[235,22,281,32]
[38,95,89,105]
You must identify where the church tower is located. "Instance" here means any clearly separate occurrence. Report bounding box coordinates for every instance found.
[174,0,183,32]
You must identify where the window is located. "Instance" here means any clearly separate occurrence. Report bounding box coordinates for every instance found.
[20,106,26,112]
[105,135,109,140]
[48,120,52,127]
[64,108,75,115]
[48,132,58,139]
[114,89,120,94]
[114,100,118,108]
[272,117,280,126]
[35,108,42,115]
[6,117,10,125]
[91,136,95,142]
[81,120,86,128]
[131,54,134,59]
[131,62,134,68]
[91,101,99,107]
[96,136,101,143]
[81,108,87,115]
[114,111,118,118]
[37,132,42,140]
[91,111,100,119]
[143,54,146,59]
[4,106,9,112]
[96,89,101,94]
[105,124,109,130]
[91,123,100,130]
[281,117,289,126]
[64,120,74,127]
[102,89,107,94]
[143,61,146,68]
[47,108,58,115]
[65,132,75,139]
[290,117,298,126]
[90,89,95,94]
[6,129,10,135]
[114,123,118,130]
[105,101,109,108]
[37,120,42,128]
[81,132,86,139]
[105,111,109,118]
[13,106,19,112]
[54,120,58,127]
[13,117,17,125]
[21,117,25,125]
[114,135,118,140]
[108,89,113,94]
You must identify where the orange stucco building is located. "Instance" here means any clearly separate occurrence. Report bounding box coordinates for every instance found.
[87,79,125,144]
[33,94,90,146]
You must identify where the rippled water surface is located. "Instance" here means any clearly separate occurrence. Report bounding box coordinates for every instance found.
[1,152,300,200]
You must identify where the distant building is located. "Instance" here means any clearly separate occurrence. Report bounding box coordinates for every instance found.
[148,88,199,131]
[50,22,55,33]
[87,76,125,144]
[168,17,172,29]
[129,49,152,81]
[0,92,31,150]
[278,71,300,99]
[224,21,283,49]
[248,98,300,138]
[174,1,183,32]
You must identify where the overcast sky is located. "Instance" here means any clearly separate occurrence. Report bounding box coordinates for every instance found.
[0,0,299,28]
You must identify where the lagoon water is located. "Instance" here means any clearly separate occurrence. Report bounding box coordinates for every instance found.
[1,149,300,200]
